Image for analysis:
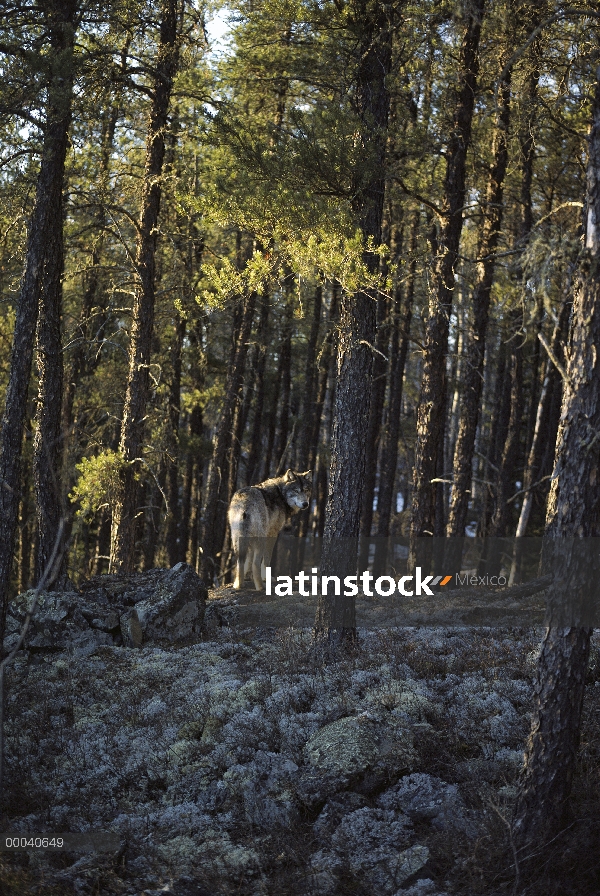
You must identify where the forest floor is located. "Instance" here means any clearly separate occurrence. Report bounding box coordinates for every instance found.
[1,586,600,896]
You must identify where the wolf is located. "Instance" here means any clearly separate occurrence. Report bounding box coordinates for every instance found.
[228,469,312,590]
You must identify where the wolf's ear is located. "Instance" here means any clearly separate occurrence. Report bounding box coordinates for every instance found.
[284,469,295,482]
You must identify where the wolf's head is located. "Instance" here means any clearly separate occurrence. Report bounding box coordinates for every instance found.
[281,469,312,511]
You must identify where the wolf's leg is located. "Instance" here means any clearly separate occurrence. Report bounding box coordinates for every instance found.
[252,546,263,591]
[233,537,247,590]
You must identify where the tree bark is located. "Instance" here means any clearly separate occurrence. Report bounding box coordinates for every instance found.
[165,314,186,566]
[298,284,339,538]
[315,0,392,642]
[273,284,294,473]
[445,70,511,571]
[199,290,256,582]
[512,69,600,854]
[295,285,323,474]
[512,298,569,543]
[0,0,77,644]
[245,295,271,484]
[179,321,204,568]
[360,286,389,538]
[33,179,68,587]
[376,213,417,539]
[110,0,181,572]
[409,0,485,570]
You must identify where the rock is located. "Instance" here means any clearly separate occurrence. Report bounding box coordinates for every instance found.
[303,714,416,795]
[5,564,207,654]
[313,792,369,841]
[133,563,206,645]
[377,773,476,837]
[6,590,112,654]
[306,850,344,895]
[330,808,423,894]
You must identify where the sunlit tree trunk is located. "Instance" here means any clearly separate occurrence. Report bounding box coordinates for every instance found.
[110,0,181,572]
[315,0,392,642]
[0,0,77,646]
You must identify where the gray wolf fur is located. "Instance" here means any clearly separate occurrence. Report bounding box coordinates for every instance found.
[228,469,312,590]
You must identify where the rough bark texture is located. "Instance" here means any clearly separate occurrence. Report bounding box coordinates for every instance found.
[315,0,392,641]
[0,0,77,645]
[445,71,511,567]
[512,72,600,853]
[33,183,68,588]
[409,0,485,570]
[110,0,181,572]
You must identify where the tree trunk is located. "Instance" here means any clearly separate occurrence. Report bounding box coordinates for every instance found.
[512,297,569,543]
[360,287,389,538]
[273,285,294,473]
[298,284,339,538]
[0,0,77,645]
[110,0,180,572]
[315,0,392,642]
[62,40,128,442]
[445,69,511,575]
[32,180,69,587]
[377,213,417,537]
[200,290,256,583]
[409,0,485,570]
[296,285,323,474]
[308,284,339,476]
[512,70,600,854]
[246,295,271,484]
[165,314,186,566]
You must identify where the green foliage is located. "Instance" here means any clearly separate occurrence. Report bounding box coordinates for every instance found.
[70,450,126,518]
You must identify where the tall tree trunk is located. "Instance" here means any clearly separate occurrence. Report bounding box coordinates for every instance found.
[445,68,511,575]
[315,0,392,642]
[110,0,181,572]
[62,40,128,441]
[273,285,294,473]
[512,71,600,851]
[515,299,569,539]
[165,314,186,566]
[180,321,204,565]
[199,290,256,582]
[33,181,68,587]
[377,211,417,540]
[246,295,270,484]
[409,0,485,570]
[0,0,76,644]
[298,284,339,538]
[296,285,323,474]
[488,339,523,542]
[360,286,389,538]
[308,284,339,476]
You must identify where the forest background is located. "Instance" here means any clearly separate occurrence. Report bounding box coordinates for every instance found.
[1,0,600,855]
